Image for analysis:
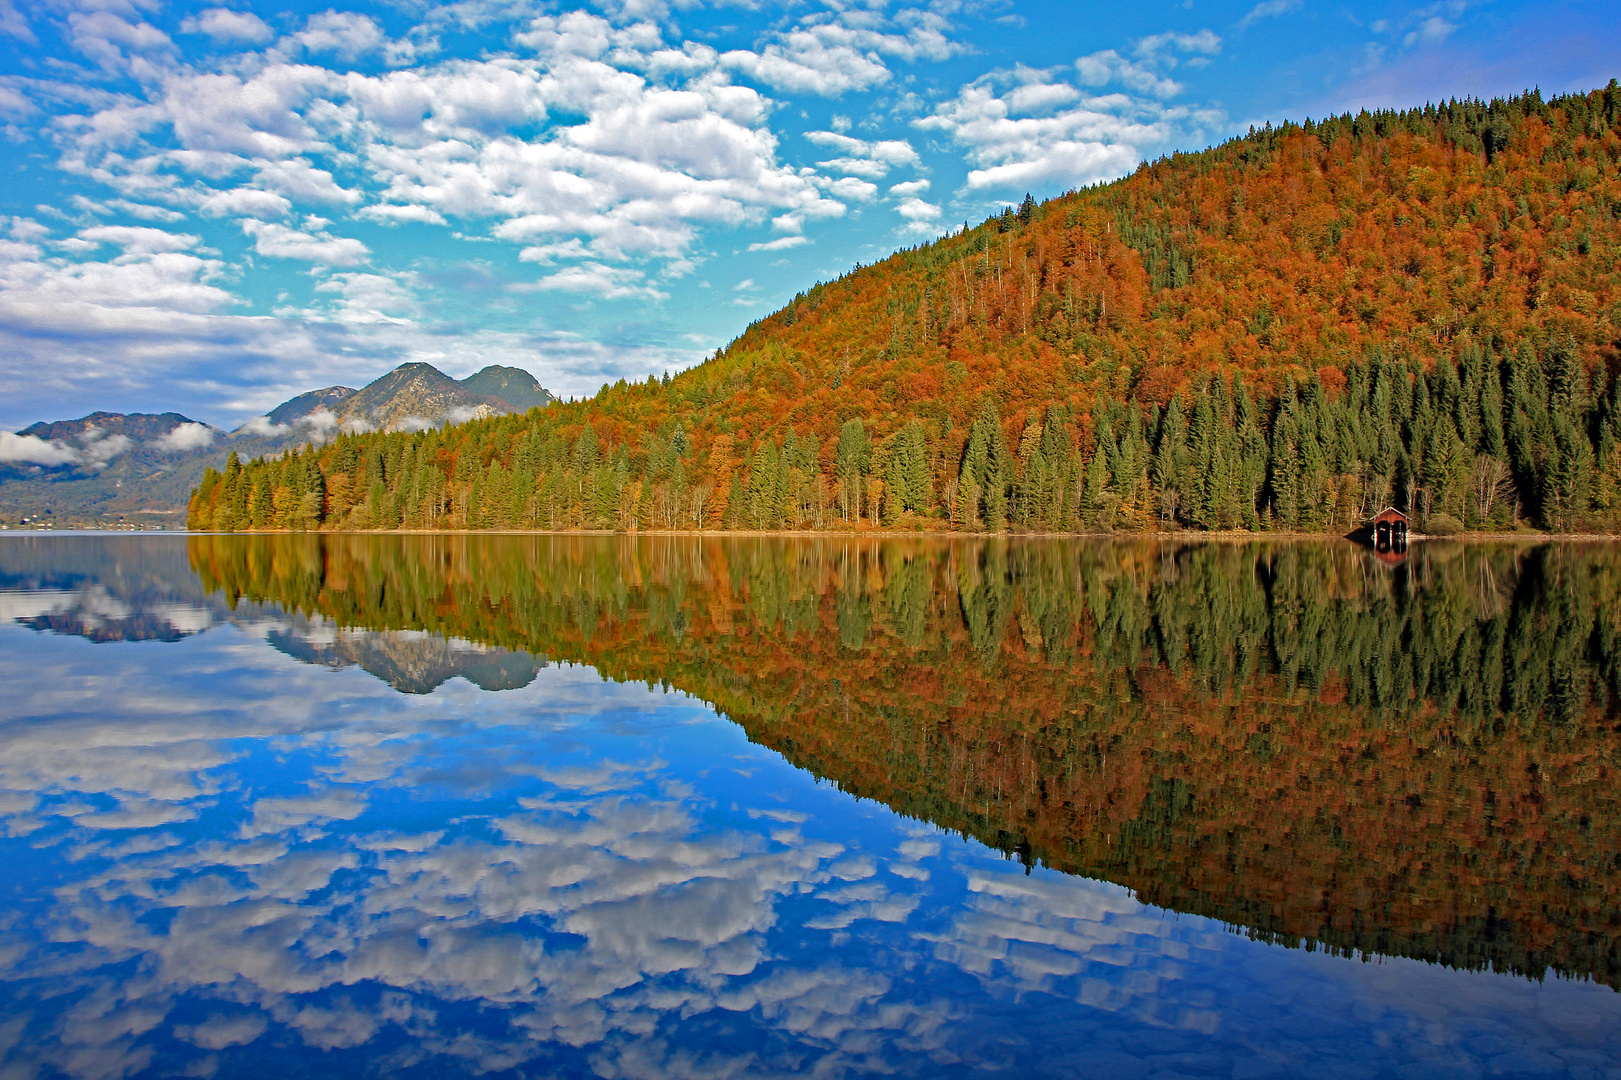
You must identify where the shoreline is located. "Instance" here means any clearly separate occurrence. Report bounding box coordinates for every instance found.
[10,527,1620,543]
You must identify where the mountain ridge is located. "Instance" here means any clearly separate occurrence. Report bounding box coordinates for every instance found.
[2,363,554,526]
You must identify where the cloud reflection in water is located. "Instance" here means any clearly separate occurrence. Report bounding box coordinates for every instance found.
[0,589,1618,1079]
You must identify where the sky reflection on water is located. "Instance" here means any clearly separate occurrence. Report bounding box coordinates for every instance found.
[0,535,1619,1080]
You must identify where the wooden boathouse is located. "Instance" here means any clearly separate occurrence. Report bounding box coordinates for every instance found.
[1370,507,1409,551]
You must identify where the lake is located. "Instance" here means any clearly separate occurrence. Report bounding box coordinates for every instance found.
[1,533,1619,1080]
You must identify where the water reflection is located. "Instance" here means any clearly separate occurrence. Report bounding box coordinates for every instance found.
[0,534,1618,1079]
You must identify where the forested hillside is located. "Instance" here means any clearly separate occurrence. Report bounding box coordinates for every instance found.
[192,84,1621,534]
[188,534,1621,986]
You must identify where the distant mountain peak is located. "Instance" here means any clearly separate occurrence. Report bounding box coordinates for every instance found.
[333,363,516,434]
[20,412,208,444]
[460,366,555,412]
[265,387,357,428]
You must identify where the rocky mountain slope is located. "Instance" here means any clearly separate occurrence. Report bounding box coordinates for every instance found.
[336,363,513,434]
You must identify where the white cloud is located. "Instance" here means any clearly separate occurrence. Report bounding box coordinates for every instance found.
[1404,17,1457,48]
[181,8,274,46]
[805,130,922,178]
[896,196,940,222]
[723,39,891,98]
[240,220,369,266]
[818,176,878,201]
[1075,30,1221,100]
[1238,0,1303,30]
[77,225,199,255]
[252,159,361,205]
[281,11,386,62]
[1075,51,1183,99]
[747,236,807,252]
[8,218,49,242]
[1134,29,1223,62]
[78,429,132,465]
[313,272,419,324]
[888,179,929,198]
[918,64,1222,192]
[46,10,881,299]
[519,262,666,302]
[153,421,216,452]
[720,8,962,98]
[199,188,293,220]
[0,431,77,466]
[239,407,341,441]
[66,11,177,75]
[0,0,35,44]
[355,203,447,226]
[517,238,591,264]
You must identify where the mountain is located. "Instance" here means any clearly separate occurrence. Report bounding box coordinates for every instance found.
[460,365,555,412]
[19,411,218,447]
[267,386,358,427]
[335,362,516,434]
[4,363,552,526]
[196,84,1621,535]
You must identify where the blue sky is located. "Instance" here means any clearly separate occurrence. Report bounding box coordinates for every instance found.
[0,0,1616,430]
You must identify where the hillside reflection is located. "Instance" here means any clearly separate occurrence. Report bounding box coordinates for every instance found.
[181,533,1621,990]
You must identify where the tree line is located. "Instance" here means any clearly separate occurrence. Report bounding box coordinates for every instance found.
[191,342,1621,535]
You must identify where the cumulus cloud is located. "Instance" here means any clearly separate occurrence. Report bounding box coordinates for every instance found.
[720,7,962,97]
[181,8,274,46]
[895,196,942,235]
[0,426,140,469]
[1074,50,1184,99]
[153,421,216,452]
[0,0,1087,422]
[918,59,1224,192]
[240,219,369,266]
[312,272,419,324]
[238,407,342,441]
[198,188,292,219]
[355,203,447,226]
[66,11,177,75]
[77,225,200,255]
[0,431,78,466]
[58,12,850,273]
[78,428,132,465]
[1075,29,1221,99]
[519,262,666,302]
[271,10,430,68]
[805,130,922,178]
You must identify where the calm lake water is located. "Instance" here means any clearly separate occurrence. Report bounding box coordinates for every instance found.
[2,533,1619,1080]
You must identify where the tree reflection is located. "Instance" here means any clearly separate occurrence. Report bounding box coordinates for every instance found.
[187,534,1621,988]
